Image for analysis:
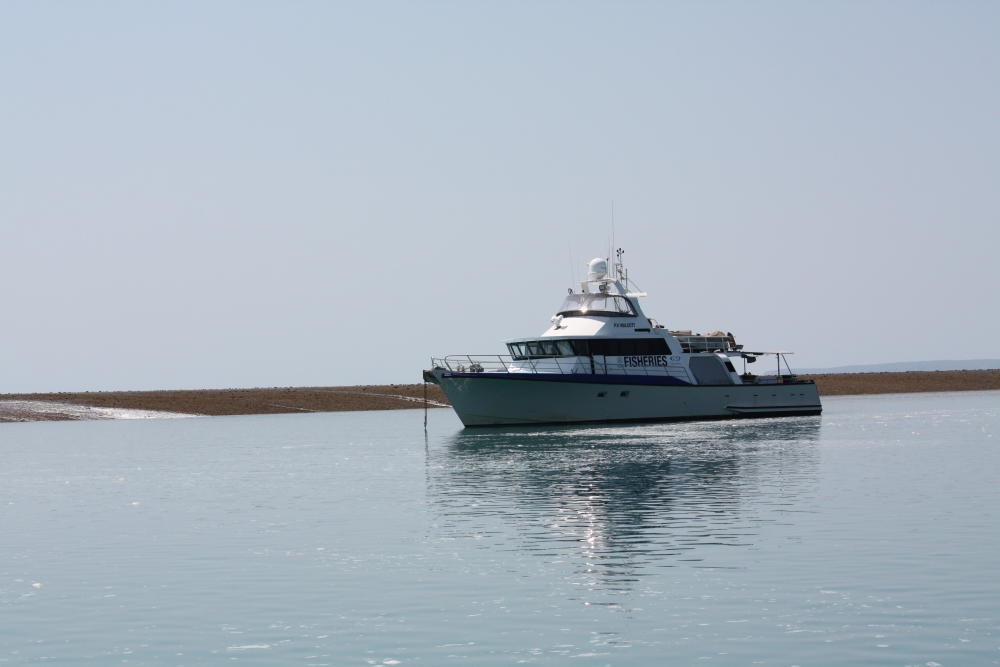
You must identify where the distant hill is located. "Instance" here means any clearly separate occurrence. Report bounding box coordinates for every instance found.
[801,359,1000,374]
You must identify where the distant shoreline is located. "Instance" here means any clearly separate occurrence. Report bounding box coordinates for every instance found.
[2,369,998,423]
[805,369,1000,396]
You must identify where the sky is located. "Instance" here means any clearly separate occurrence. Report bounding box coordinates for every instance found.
[2,1,998,393]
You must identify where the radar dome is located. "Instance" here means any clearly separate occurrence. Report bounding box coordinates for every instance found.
[587,258,608,281]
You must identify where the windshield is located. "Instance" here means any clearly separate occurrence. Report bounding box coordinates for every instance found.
[557,293,636,318]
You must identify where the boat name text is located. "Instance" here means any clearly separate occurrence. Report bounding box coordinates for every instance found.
[623,355,671,368]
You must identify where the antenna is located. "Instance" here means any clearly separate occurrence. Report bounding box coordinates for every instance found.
[568,242,576,291]
[610,200,615,266]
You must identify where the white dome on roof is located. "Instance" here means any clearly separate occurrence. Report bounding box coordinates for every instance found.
[587,257,607,281]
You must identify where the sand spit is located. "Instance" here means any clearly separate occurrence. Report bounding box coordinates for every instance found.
[0,400,197,423]
[2,371,997,423]
[0,385,450,423]
[806,369,1000,396]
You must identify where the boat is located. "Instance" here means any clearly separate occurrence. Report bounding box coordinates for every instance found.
[423,250,822,427]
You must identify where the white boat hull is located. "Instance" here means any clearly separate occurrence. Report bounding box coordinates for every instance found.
[429,371,822,427]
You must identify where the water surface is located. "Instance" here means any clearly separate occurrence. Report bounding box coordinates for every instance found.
[2,392,997,665]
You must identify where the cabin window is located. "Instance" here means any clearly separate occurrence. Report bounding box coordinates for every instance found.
[588,338,669,356]
[557,293,637,318]
[540,341,560,356]
[507,337,670,359]
[507,340,580,360]
[597,340,620,356]
[506,343,529,359]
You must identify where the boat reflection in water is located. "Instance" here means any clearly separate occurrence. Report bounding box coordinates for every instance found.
[426,417,821,598]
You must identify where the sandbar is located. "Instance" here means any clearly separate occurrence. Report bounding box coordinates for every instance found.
[2,371,997,423]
